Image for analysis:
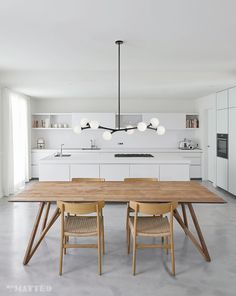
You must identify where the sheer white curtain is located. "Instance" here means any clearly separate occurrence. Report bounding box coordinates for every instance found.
[2,89,31,196]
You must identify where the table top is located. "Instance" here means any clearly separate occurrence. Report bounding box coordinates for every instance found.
[9,181,226,204]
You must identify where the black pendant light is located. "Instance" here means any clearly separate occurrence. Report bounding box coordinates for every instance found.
[73,40,166,140]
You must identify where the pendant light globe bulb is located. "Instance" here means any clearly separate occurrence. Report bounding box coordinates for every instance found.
[150,118,159,128]
[80,118,88,128]
[73,125,82,134]
[137,122,147,132]
[103,131,112,141]
[157,125,166,135]
[90,120,99,130]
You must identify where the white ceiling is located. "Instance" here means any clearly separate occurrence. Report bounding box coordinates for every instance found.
[0,0,236,100]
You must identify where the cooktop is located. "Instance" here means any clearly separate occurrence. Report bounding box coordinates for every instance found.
[114,153,154,158]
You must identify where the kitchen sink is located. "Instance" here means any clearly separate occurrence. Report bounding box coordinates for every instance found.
[54,154,71,157]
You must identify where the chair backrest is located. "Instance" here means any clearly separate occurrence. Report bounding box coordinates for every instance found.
[124,178,158,182]
[129,201,178,216]
[57,201,105,215]
[72,178,105,182]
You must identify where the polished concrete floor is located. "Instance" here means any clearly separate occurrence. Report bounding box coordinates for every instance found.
[0,182,236,296]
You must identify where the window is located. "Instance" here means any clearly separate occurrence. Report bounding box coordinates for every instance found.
[2,89,30,196]
[11,94,29,188]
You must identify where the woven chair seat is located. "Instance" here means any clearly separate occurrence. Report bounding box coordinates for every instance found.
[129,216,170,237]
[65,216,98,236]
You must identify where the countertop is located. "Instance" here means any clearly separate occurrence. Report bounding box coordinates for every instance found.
[39,153,191,165]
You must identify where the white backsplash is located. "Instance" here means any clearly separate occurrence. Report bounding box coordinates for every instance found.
[31,129,197,150]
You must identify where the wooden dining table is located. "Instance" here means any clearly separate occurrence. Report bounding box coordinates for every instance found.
[9,180,225,265]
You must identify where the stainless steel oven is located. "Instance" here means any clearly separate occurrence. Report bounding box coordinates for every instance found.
[217,133,228,159]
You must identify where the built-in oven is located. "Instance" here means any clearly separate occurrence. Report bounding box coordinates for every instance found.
[217,133,228,159]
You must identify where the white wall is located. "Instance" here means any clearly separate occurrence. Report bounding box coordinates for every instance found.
[0,88,3,197]
[32,128,197,150]
[31,97,198,150]
[195,94,216,180]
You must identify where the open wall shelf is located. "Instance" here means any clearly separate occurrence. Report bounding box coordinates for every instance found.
[186,114,199,129]
[32,113,72,129]
[32,113,200,130]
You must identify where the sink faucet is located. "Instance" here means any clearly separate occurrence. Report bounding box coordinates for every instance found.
[90,139,96,149]
[60,144,64,157]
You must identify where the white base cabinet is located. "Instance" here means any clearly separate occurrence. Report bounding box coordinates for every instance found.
[190,166,202,179]
[71,164,99,179]
[31,150,56,178]
[152,152,201,179]
[100,164,129,181]
[129,164,159,179]
[39,164,70,181]
[33,150,201,179]
[159,165,189,181]
[31,165,39,179]
[39,163,190,181]
[182,155,201,179]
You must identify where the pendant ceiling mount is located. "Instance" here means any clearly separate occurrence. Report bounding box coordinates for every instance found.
[115,40,123,45]
[73,40,166,140]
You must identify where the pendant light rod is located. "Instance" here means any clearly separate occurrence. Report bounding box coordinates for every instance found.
[115,40,123,129]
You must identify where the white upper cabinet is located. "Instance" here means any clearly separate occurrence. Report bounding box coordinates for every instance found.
[216,90,228,110]
[72,113,115,128]
[229,87,236,108]
[217,109,228,133]
[142,113,186,130]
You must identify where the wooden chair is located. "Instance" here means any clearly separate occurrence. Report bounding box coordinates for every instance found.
[124,178,158,242]
[57,201,105,275]
[70,178,105,249]
[127,201,178,276]
[72,178,105,182]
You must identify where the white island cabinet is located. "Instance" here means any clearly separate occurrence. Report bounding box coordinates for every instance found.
[39,164,70,181]
[39,153,190,181]
[33,149,202,179]
[31,149,57,178]
[71,164,100,179]
[129,164,159,179]
[100,164,130,181]
[159,164,189,181]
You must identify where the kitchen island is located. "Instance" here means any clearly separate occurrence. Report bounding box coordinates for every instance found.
[39,152,191,181]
